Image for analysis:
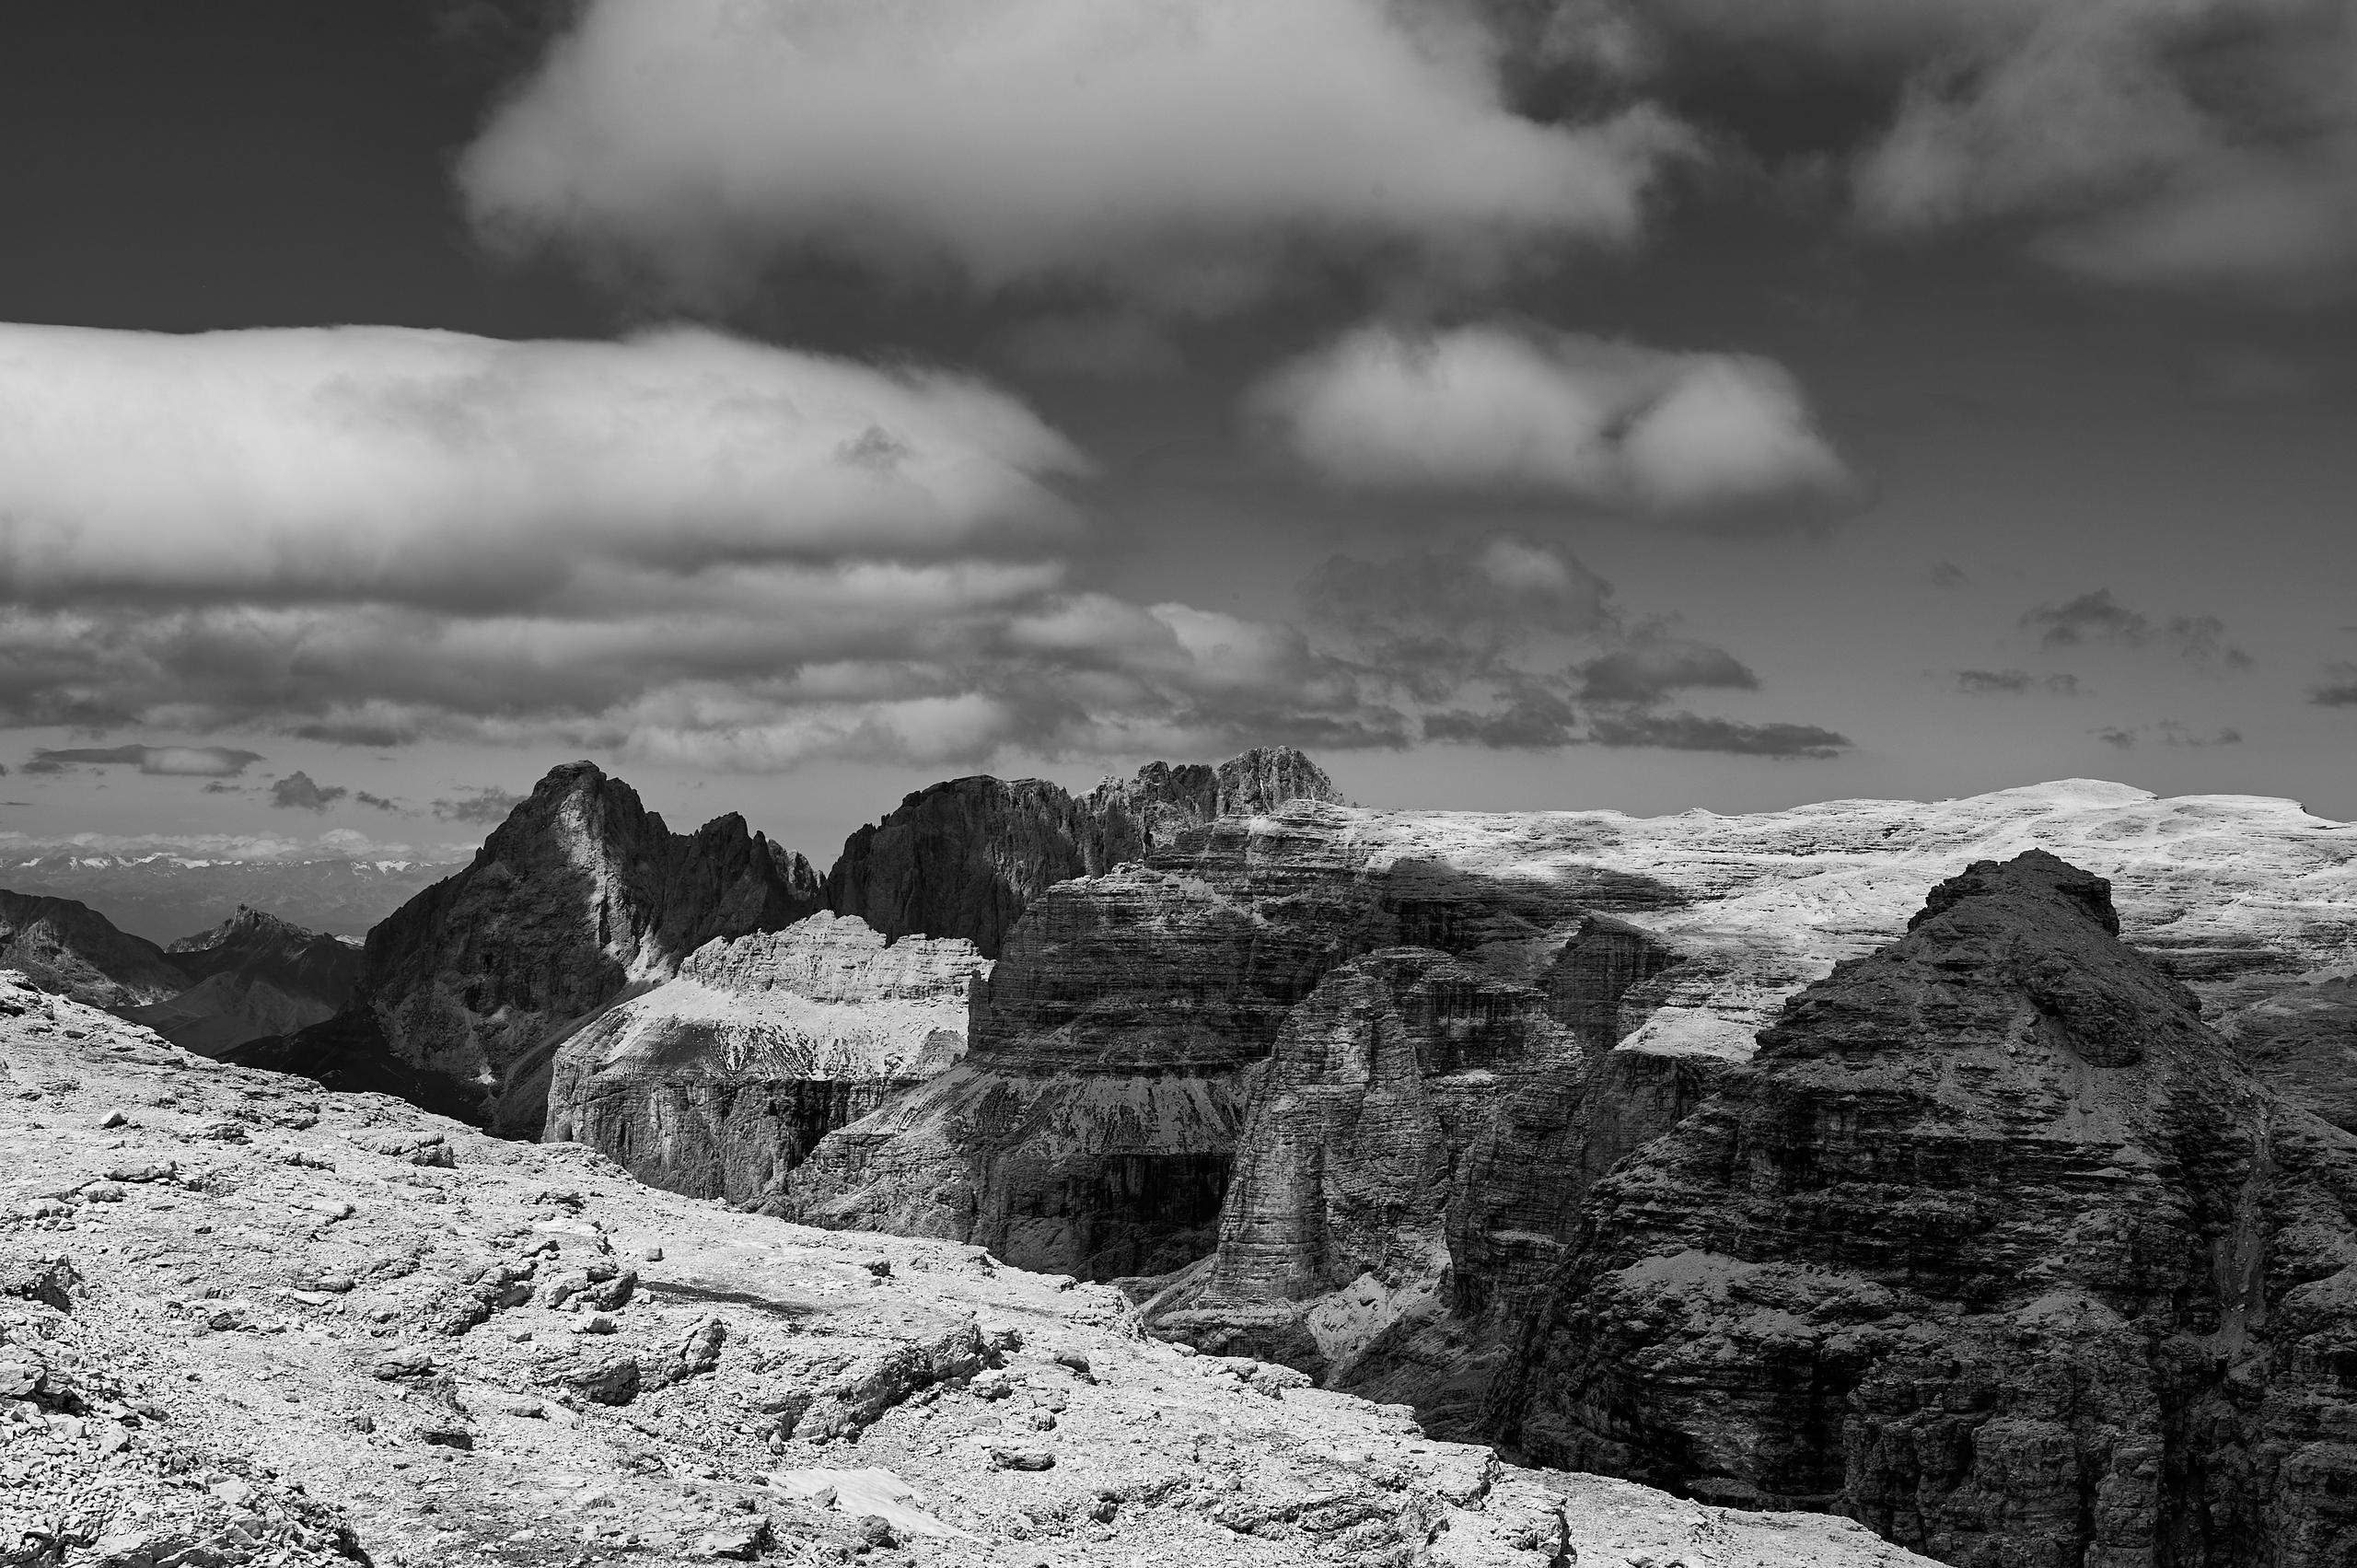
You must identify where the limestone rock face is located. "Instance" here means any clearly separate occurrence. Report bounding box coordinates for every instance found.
[541,912,988,1206]
[823,775,1100,961]
[0,889,187,1007]
[1494,850,2357,1568]
[1183,953,1581,1407]
[284,762,822,1134]
[823,746,1341,958]
[790,803,1682,1280]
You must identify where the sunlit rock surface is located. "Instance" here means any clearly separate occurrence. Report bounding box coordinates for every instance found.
[542,912,988,1207]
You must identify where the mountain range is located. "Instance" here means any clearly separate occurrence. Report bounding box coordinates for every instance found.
[8,749,2357,1565]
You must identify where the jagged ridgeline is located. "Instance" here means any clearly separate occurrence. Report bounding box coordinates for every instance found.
[229,748,1343,1137]
[0,893,361,1058]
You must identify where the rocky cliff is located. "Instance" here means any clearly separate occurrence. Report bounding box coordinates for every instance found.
[1493,850,2357,1568]
[541,912,988,1207]
[269,762,823,1135]
[0,889,188,1008]
[824,746,1341,958]
[788,779,2357,1446]
[787,803,1684,1280]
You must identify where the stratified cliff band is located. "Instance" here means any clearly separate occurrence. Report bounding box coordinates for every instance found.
[1493,850,2357,1568]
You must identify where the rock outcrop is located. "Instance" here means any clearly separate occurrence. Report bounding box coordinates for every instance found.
[0,970,1932,1568]
[0,889,188,1008]
[824,746,1342,957]
[116,905,363,1057]
[1494,850,2357,1568]
[788,804,1684,1280]
[270,762,823,1135]
[542,912,989,1207]
[792,779,2357,1451]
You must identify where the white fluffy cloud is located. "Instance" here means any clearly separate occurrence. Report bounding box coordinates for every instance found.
[1251,322,1851,510]
[0,323,1084,605]
[457,0,1688,308]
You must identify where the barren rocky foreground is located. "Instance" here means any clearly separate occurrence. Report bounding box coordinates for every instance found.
[0,973,1929,1568]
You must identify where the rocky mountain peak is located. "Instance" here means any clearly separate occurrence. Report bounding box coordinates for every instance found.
[1496,848,2357,1565]
[266,760,823,1133]
[829,748,1342,958]
[166,903,322,954]
[1906,845,2121,935]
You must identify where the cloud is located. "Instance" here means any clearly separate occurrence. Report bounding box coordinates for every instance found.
[270,772,349,812]
[2096,719,2246,749]
[1610,0,2357,291]
[1585,711,1852,759]
[1927,561,1970,588]
[1955,668,2080,696]
[0,323,1086,609]
[458,0,1688,311]
[354,791,401,812]
[0,828,454,863]
[1302,535,1849,757]
[1252,322,1851,513]
[1576,636,1757,703]
[1302,535,1614,696]
[2311,662,2357,707]
[22,744,263,778]
[432,786,527,826]
[2020,589,2252,668]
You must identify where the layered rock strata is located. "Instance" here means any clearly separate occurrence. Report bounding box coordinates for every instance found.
[270,762,822,1135]
[541,912,988,1207]
[824,746,1341,957]
[1494,850,2357,1568]
[788,804,1685,1280]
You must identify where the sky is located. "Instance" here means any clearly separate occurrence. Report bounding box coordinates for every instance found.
[2,0,2354,867]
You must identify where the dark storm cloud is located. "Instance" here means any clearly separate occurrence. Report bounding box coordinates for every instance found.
[270,772,349,812]
[1955,669,2080,696]
[23,744,263,778]
[1585,712,1851,759]
[2021,590,2252,668]
[432,786,526,825]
